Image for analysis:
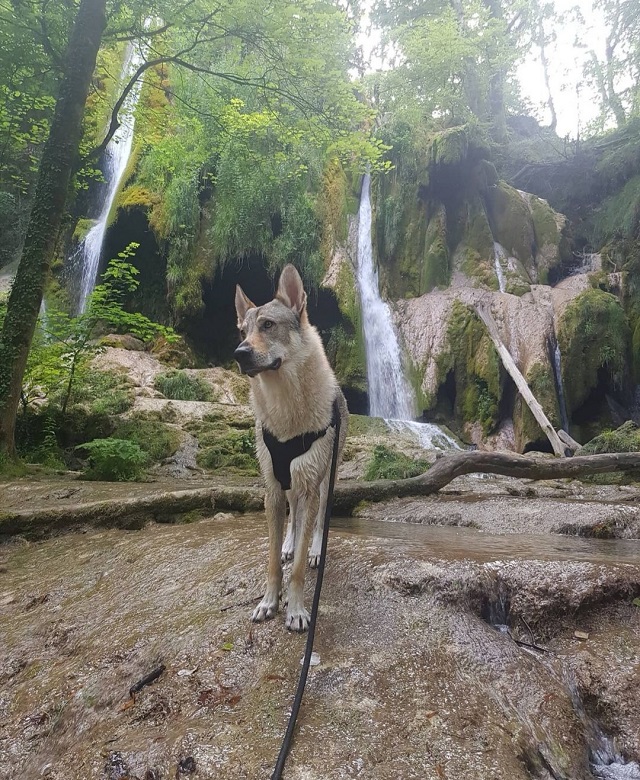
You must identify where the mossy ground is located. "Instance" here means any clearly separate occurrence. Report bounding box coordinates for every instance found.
[186,412,258,475]
[364,444,429,481]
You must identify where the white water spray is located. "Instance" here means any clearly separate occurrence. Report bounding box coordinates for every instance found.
[74,44,145,313]
[552,341,570,432]
[355,173,458,450]
[493,242,508,293]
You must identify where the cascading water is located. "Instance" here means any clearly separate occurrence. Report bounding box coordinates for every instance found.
[355,173,458,450]
[73,44,145,313]
[551,340,570,432]
[356,172,415,420]
[493,242,508,293]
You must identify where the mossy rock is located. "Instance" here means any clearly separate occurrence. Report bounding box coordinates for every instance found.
[328,260,367,392]
[581,421,640,454]
[421,204,450,292]
[427,123,490,170]
[319,157,352,264]
[72,218,95,244]
[486,182,535,277]
[186,414,258,476]
[347,414,390,438]
[529,195,568,283]
[364,444,429,481]
[557,288,630,415]
[513,362,560,450]
[112,417,182,463]
[453,196,496,290]
[434,301,503,434]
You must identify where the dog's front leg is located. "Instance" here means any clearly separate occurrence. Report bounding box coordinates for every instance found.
[308,471,330,569]
[281,490,297,562]
[252,486,286,622]
[285,489,320,632]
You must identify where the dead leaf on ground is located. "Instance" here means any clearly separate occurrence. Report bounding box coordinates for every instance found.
[197,686,241,708]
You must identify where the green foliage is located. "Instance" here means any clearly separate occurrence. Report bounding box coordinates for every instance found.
[23,245,174,416]
[186,413,258,474]
[154,370,213,401]
[557,288,630,415]
[79,437,148,482]
[364,444,429,481]
[112,417,182,463]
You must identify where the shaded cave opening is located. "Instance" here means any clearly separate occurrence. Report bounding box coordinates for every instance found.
[191,258,369,413]
[101,208,168,324]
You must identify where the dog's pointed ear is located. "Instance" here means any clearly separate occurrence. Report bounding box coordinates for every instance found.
[235,285,256,324]
[276,264,307,318]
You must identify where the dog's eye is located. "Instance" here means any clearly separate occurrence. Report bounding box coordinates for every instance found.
[262,320,274,330]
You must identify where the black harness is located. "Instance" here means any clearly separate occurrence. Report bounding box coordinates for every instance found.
[262,399,340,491]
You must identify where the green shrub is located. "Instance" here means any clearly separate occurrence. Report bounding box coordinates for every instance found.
[155,370,213,401]
[112,418,182,462]
[364,444,429,481]
[68,370,135,416]
[79,438,148,481]
[195,427,258,474]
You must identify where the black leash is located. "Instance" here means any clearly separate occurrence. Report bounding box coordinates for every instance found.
[271,398,342,780]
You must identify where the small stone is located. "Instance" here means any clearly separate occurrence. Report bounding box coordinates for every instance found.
[177,667,198,677]
[574,630,589,641]
[0,593,16,606]
[177,756,196,774]
[301,652,320,666]
[213,512,234,522]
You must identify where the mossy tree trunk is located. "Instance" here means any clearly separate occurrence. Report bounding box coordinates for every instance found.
[0,0,107,457]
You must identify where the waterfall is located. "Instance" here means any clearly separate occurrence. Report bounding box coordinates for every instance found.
[355,173,458,450]
[356,173,415,419]
[493,242,508,293]
[551,340,570,432]
[73,44,145,313]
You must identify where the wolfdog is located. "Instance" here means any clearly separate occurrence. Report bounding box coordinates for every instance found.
[234,264,348,631]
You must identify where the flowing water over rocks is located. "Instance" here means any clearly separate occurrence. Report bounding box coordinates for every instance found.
[355,173,458,450]
[73,44,145,312]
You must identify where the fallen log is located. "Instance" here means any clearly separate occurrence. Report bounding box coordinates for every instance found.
[2,451,640,539]
[331,450,640,515]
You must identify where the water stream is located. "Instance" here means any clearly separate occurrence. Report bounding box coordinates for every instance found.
[551,339,571,432]
[493,241,508,293]
[355,173,458,449]
[72,44,145,313]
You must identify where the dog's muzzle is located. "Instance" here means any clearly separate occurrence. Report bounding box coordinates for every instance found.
[234,344,282,377]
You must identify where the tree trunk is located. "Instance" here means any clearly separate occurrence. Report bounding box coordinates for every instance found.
[474,304,567,457]
[0,0,107,457]
[332,450,640,515]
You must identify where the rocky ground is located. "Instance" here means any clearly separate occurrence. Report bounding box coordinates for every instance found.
[1,468,639,780]
[1,346,639,780]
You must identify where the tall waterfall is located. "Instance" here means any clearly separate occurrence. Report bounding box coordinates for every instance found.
[356,173,415,419]
[355,173,458,450]
[74,44,145,313]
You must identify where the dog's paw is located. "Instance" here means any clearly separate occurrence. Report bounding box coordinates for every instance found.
[285,605,310,633]
[252,596,279,623]
[308,552,321,569]
[281,540,295,563]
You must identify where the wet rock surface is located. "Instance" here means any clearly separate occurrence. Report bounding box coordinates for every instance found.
[0,510,638,780]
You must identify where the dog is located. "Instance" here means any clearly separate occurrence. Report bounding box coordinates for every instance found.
[234,264,348,631]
